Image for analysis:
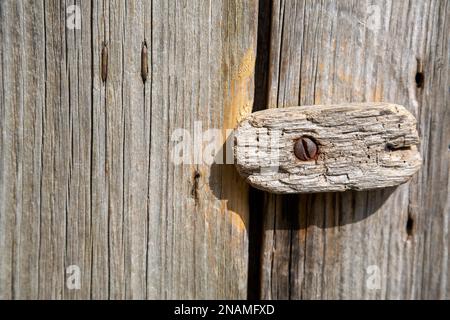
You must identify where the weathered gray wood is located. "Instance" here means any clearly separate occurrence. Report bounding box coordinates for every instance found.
[258,0,449,299]
[0,0,257,299]
[235,103,421,193]
[0,0,448,301]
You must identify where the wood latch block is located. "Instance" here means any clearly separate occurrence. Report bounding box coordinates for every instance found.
[234,103,421,193]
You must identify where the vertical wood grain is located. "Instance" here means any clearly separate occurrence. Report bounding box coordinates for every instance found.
[258,0,449,299]
[1,0,447,300]
[0,0,257,299]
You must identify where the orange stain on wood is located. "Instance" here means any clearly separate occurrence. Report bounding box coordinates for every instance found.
[373,81,384,102]
[219,48,255,234]
[223,48,255,131]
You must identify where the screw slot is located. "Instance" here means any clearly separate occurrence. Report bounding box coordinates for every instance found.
[294,137,318,161]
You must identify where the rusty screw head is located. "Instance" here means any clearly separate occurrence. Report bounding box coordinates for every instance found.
[294,137,318,161]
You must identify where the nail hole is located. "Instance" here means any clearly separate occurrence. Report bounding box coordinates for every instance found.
[415,72,424,88]
[406,215,414,236]
[415,58,424,88]
[191,170,201,204]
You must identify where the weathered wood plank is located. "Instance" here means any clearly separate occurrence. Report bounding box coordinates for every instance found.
[63,0,95,300]
[258,0,449,299]
[235,103,421,193]
[0,0,257,299]
[147,0,257,299]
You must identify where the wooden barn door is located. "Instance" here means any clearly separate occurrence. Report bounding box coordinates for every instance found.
[0,0,448,299]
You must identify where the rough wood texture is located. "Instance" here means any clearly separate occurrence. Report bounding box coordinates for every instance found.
[0,0,257,299]
[235,103,421,193]
[0,0,448,301]
[256,0,449,299]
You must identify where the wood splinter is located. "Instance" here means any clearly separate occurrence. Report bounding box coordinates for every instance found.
[141,40,148,83]
[101,41,108,83]
[233,102,422,194]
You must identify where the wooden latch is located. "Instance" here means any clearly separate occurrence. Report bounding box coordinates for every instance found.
[234,102,421,193]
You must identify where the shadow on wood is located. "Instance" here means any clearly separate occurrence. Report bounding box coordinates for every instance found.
[208,163,250,232]
[261,187,398,230]
[209,130,398,230]
[208,130,398,299]
[208,134,258,299]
